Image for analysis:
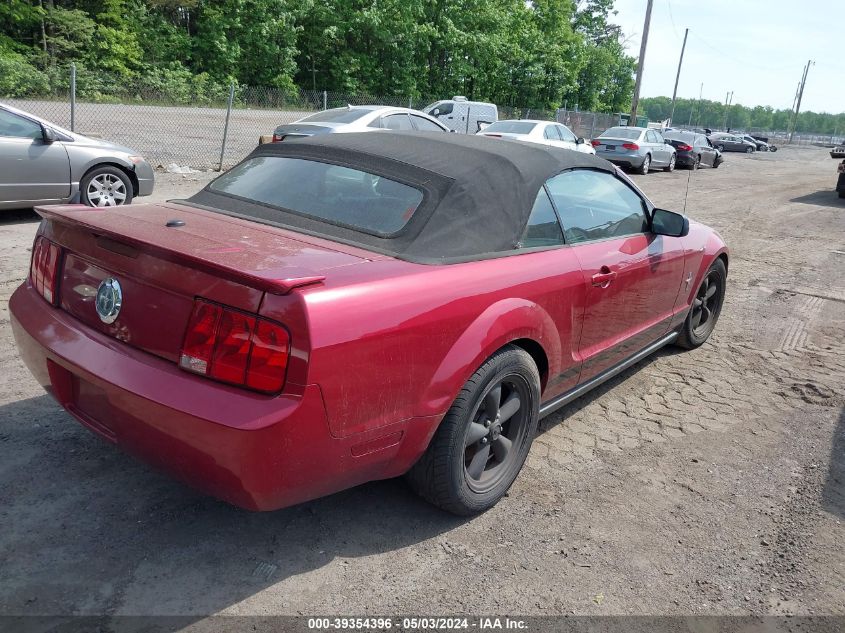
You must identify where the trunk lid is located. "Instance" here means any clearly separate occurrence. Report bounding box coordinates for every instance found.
[39,202,369,363]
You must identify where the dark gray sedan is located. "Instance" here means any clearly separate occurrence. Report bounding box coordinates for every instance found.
[708,132,756,154]
[0,103,154,210]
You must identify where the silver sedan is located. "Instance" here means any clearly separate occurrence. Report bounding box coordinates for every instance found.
[591,126,677,174]
[0,103,154,210]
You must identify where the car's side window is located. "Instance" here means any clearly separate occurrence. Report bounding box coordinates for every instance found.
[545,170,649,244]
[520,188,565,248]
[382,114,414,131]
[0,109,42,140]
[410,115,444,132]
[543,126,558,141]
[557,125,577,143]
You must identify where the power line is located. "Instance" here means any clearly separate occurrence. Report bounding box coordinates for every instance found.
[687,31,783,73]
[665,0,681,41]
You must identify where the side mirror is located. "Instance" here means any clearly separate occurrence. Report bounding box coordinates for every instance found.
[576,137,585,145]
[42,126,57,144]
[664,139,672,145]
[432,108,441,117]
[651,208,689,237]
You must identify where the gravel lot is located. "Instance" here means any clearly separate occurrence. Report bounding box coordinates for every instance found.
[0,147,843,621]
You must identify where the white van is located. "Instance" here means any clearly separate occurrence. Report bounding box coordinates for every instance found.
[423,97,498,134]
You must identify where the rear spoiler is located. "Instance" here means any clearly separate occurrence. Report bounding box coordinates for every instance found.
[36,205,326,295]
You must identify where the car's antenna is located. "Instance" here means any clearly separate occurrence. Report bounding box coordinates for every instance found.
[683,164,693,214]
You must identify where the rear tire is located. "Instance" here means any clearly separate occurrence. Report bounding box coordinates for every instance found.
[745,146,753,154]
[637,154,651,175]
[676,258,727,350]
[691,155,701,170]
[406,345,541,516]
[716,144,725,152]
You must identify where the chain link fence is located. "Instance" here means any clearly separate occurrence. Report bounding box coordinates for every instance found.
[3,67,636,170]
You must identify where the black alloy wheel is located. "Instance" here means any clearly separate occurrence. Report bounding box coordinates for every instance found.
[406,345,540,515]
[676,258,727,349]
[463,375,532,493]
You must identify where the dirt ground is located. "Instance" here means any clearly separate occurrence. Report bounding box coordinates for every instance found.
[0,147,843,621]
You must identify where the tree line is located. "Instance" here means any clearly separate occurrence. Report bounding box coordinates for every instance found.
[0,0,635,112]
[641,96,844,137]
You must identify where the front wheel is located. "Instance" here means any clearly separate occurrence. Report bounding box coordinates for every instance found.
[80,166,133,207]
[637,154,651,175]
[676,258,727,349]
[406,345,541,515]
[716,144,725,152]
[663,154,676,172]
[745,146,754,154]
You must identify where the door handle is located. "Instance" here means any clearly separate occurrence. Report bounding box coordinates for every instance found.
[591,267,617,288]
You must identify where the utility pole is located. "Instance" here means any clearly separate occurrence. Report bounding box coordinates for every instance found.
[669,28,689,125]
[723,91,733,131]
[689,82,702,127]
[789,60,813,143]
[629,0,654,126]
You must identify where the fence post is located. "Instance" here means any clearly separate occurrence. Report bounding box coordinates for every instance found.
[70,63,76,131]
[217,82,235,172]
[590,113,596,140]
[409,96,413,109]
[322,90,327,110]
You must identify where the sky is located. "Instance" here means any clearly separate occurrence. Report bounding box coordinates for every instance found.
[608,0,844,114]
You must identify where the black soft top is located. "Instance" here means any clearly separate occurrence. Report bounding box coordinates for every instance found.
[187,130,616,263]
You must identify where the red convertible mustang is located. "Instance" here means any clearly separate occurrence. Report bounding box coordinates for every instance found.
[10,132,728,515]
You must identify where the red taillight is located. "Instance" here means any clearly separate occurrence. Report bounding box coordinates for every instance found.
[622,142,639,150]
[180,299,290,393]
[246,320,290,392]
[272,134,285,142]
[591,139,601,147]
[677,143,693,151]
[30,236,61,305]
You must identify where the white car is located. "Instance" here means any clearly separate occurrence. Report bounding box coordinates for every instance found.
[271,106,449,141]
[476,119,595,154]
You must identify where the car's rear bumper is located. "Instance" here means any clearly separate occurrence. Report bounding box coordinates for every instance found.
[598,151,645,168]
[675,152,697,166]
[10,283,439,511]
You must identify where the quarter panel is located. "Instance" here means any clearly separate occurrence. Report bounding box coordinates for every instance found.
[301,248,587,438]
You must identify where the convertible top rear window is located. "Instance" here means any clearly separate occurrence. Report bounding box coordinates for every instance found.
[208,156,424,236]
